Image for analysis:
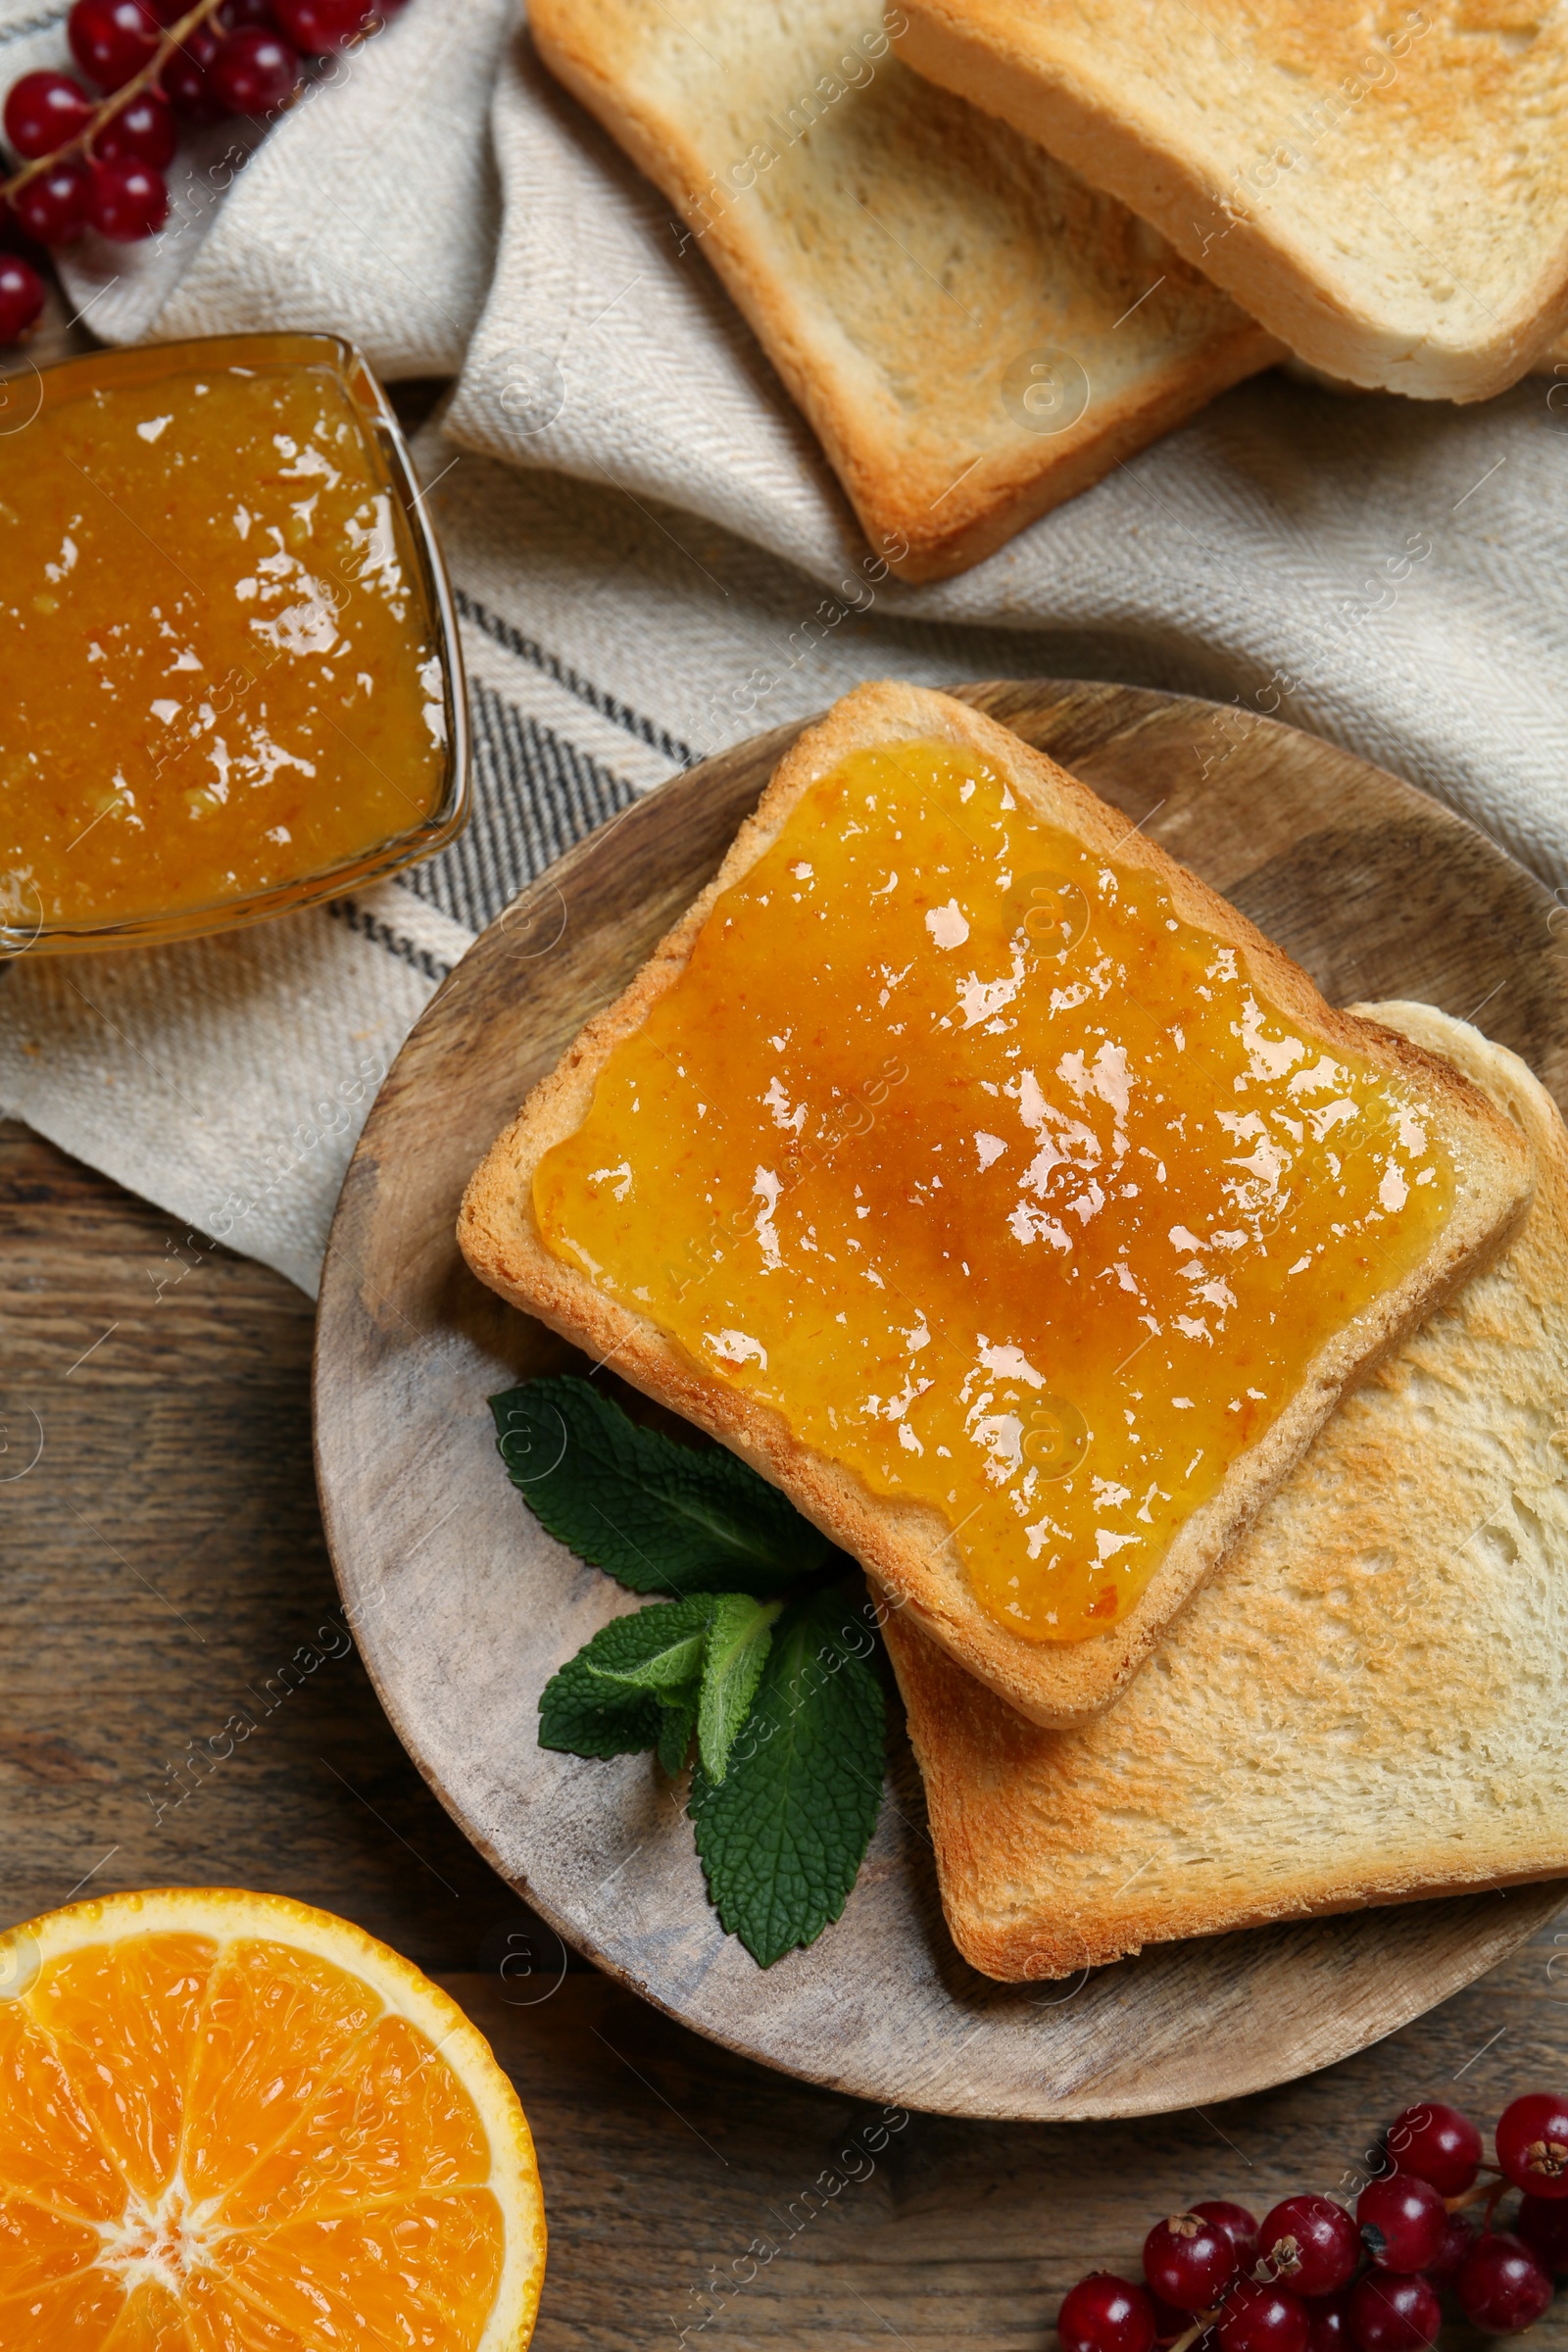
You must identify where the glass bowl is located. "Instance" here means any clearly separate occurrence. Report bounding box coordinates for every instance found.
[0,331,468,957]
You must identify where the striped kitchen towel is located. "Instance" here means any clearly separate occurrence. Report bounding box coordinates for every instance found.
[2,0,1565,1293]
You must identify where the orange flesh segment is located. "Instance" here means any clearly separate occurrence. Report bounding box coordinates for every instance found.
[0,2002,124,2221]
[182,1938,382,2202]
[214,2194,507,2351]
[0,1933,504,2349]
[533,740,1455,1639]
[220,2011,492,2228]
[30,1935,213,2203]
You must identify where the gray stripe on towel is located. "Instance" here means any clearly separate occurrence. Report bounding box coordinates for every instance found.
[396,678,638,935]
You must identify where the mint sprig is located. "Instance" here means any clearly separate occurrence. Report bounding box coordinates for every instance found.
[537,1596,712,1760]
[496,1376,887,1966]
[588,1602,712,1698]
[584,1591,767,1777]
[695,1593,776,1781]
[490,1376,841,1597]
[690,1591,885,1967]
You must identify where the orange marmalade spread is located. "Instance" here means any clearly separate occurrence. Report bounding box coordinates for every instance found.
[0,350,447,933]
[533,741,1456,1641]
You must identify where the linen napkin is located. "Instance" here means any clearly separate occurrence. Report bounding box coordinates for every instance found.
[2,0,1565,1298]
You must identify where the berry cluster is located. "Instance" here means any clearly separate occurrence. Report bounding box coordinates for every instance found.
[1059,2096,1568,2352]
[0,0,400,343]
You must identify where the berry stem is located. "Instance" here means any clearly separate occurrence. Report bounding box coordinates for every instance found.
[1444,2168,1507,2216]
[0,0,226,202]
[1166,2311,1222,2352]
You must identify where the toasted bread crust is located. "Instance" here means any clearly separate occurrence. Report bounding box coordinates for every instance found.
[900,0,1568,403]
[459,684,1532,1726]
[529,0,1280,580]
[884,1004,1568,1978]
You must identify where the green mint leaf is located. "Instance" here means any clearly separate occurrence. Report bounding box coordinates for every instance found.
[588,1610,712,1698]
[657,1690,700,1778]
[490,1376,839,1597]
[539,1595,711,1760]
[697,1594,781,1783]
[538,1656,659,1761]
[690,1588,885,1966]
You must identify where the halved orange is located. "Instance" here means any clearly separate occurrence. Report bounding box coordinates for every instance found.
[0,1886,546,2349]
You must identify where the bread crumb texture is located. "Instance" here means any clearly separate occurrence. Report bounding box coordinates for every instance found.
[901,0,1568,395]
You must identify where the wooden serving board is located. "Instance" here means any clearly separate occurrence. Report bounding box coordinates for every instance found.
[314,680,1568,2123]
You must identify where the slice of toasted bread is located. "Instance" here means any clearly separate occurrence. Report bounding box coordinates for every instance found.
[459,684,1532,1726]
[884,1005,1568,1978]
[527,0,1280,582]
[899,0,1568,403]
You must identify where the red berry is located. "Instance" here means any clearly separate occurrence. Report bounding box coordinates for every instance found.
[13,156,91,244]
[1497,2093,1568,2200]
[146,0,194,18]
[1059,2276,1159,2352]
[1145,2215,1239,2313]
[69,0,161,91]
[160,24,226,120]
[270,0,372,48]
[86,155,168,238]
[1355,2176,1446,2274]
[0,252,46,341]
[1517,2195,1568,2274]
[1217,2284,1309,2352]
[1195,2203,1261,2269]
[1302,2294,1353,2352]
[220,0,278,20]
[1345,2274,1441,2352]
[92,85,175,167]
[1386,2101,1483,2198]
[1428,2211,1475,2290]
[1258,2198,1360,2297]
[3,70,98,160]
[208,25,300,112]
[1456,2233,1555,2334]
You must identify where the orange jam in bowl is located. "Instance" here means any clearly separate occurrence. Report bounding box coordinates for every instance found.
[0,333,466,955]
[532,740,1458,1643]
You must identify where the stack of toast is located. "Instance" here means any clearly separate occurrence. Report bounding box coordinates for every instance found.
[530,0,1568,578]
[884,993,1568,1977]
[462,681,1568,1981]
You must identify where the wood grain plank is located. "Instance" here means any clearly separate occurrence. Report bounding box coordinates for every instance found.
[5,1116,1568,2348]
[0,1116,556,1974]
[465,1957,1568,2351]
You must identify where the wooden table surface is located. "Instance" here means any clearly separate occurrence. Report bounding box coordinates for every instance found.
[5,1112,1568,2349]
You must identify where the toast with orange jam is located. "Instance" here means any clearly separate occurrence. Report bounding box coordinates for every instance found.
[459,683,1532,1726]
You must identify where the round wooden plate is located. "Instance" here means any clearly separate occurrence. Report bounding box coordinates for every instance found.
[315,681,1568,2123]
